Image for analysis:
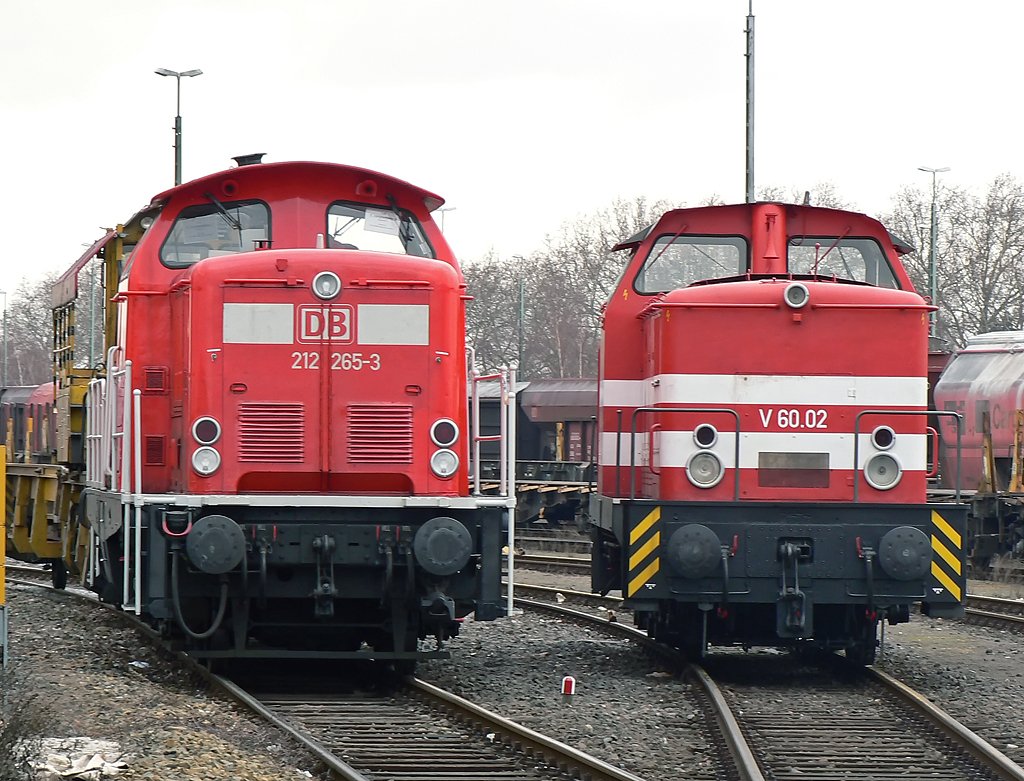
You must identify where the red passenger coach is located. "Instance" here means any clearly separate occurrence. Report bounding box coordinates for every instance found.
[46,159,514,666]
[591,202,967,662]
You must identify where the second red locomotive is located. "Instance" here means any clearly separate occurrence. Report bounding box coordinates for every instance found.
[591,202,968,662]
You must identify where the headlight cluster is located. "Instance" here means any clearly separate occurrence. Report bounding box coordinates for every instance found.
[429,418,460,479]
[865,425,902,490]
[191,416,222,476]
[686,423,724,489]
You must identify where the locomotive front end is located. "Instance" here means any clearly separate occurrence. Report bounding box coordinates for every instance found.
[593,202,967,662]
[73,162,511,665]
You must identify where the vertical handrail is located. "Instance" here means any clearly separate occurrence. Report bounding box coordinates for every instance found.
[118,360,132,608]
[132,389,142,614]
[470,370,510,496]
[471,367,481,495]
[505,365,518,618]
[498,369,508,496]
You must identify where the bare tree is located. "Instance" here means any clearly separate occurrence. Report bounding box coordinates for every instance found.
[883,175,1024,347]
[463,251,522,373]
[4,273,58,386]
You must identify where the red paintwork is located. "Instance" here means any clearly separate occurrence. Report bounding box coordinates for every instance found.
[599,202,931,504]
[119,161,468,496]
[933,333,1024,490]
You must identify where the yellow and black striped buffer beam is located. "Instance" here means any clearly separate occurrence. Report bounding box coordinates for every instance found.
[627,506,661,597]
[929,510,964,601]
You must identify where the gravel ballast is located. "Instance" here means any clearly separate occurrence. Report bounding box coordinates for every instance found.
[2,583,324,780]
[3,567,1023,781]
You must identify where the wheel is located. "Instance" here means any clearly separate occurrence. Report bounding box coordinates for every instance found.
[50,559,67,590]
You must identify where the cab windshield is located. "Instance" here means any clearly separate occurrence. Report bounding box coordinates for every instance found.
[160,199,270,268]
[634,235,747,293]
[326,201,434,258]
[787,237,899,288]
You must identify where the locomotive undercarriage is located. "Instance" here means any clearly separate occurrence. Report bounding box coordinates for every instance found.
[592,498,967,663]
[82,489,504,664]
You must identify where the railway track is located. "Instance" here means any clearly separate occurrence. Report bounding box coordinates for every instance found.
[223,674,645,781]
[965,593,1024,632]
[4,562,646,781]
[514,553,591,572]
[515,591,1024,781]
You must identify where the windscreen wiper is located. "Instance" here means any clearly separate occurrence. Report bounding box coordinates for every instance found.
[204,192,242,232]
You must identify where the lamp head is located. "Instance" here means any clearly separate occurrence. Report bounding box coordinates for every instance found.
[154,68,176,77]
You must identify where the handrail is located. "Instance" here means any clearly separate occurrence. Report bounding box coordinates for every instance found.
[626,407,742,500]
[853,409,963,502]
[132,388,142,615]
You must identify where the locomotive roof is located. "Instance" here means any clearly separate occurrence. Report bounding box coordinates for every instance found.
[150,160,446,211]
[612,202,915,255]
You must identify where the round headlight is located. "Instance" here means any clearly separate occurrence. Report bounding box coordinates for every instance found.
[312,271,342,301]
[693,424,718,448]
[192,446,222,476]
[784,282,810,309]
[430,449,459,479]
[192,416,221,445]
[430,418,459,447]
[686,451,724,488]
[864,453,901,490]
[871,425,895,451]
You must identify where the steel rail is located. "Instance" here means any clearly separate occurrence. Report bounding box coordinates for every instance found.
[408,677,647,781]
[869,667,1024,781]
[5,572,369,780]
[517,590,1024,781]
[510,581,623,608]
[8,570,649,780]
[515,553,591,571]
[516,597,765,781]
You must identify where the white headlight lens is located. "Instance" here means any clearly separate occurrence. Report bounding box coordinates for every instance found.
[784,282,810,309]
[865,453,901,490]
[430,418,459,447]
[312,271,342,300]
[430,449,459,479]
[686,451,724,488]
[192,446,222,476]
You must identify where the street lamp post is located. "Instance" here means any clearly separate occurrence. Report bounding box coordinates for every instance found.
[438,206,456,231]
[155,68,203,186]
[918,166,950,337]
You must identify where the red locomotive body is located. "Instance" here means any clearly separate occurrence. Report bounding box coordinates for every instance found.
[592,202,967,661]
[57,160,513,663]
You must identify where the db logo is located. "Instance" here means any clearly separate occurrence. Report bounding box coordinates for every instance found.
[297,305,354,344]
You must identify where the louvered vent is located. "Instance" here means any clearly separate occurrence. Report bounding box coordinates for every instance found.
[348,405,413,464]
[144,367,168,392]
[144,436,165,466]
[238,403,304,463]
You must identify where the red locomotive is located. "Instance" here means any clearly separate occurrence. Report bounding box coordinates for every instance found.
[10,158,515,666]
[591,202,967,662]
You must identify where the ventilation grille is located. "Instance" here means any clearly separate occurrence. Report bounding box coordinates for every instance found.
[238,403,304,463]
[144,436,165,466]
[347,405,413,464]
[144,367,168,392]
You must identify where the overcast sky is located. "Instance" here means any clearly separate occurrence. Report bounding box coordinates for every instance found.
[0,1,1017,296]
